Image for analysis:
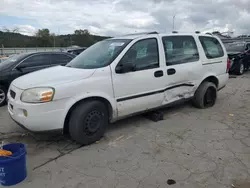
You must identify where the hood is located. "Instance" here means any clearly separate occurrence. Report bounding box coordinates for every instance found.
[12,66,96,89]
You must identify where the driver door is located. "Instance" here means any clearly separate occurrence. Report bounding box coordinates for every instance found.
[111,38,165,117]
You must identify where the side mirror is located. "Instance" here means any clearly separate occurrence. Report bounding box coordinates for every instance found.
[115,63,136,74]
[16,65,26,71]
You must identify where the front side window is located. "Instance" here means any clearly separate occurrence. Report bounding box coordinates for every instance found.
[66,39,131,69]
[21,54,51,67]
[162,36,199,66]
[119,38,159,71]
[199,36,224,59]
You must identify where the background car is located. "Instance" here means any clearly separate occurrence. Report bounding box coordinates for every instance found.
[0,52,76,106]
[225,42,250,75]
[67,47,87,55]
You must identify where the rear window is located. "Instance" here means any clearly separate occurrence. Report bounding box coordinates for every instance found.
[199,36,224,59]
[0,53,28,69]
[51,54,73,65]
[225,43,245,52]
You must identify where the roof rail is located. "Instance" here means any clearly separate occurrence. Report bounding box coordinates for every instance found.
[172,31,178,33]
[206,32,213,35]
[122,31,158,36]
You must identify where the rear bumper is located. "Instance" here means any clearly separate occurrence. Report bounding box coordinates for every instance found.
[217,73,229,90]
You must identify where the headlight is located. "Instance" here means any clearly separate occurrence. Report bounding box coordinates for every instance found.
[21,87,55,103]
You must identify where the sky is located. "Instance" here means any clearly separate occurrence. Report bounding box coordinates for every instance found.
[0,0,250,37]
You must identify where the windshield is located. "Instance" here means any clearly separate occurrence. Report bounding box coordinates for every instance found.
[0,53,28,69]
[225,43,245,52]
[66,39,131,69]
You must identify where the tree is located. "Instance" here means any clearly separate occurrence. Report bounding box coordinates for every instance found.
[74,29,90,35]
[35,28,50,38]
[51,33,56,47]
[0,28,108,47]
[35,28,51,47]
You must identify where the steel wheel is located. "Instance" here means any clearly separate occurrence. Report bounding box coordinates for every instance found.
[84,110,103,136]
[0,89,6,105]
[240,63,244,75]
[69,100,108,145]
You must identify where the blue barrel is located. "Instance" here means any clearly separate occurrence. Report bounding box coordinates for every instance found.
[0,143,27,186]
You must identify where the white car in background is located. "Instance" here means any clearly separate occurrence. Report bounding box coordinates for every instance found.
[7,32,229,145]
[0,57,8,63]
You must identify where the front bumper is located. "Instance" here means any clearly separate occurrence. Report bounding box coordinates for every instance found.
[7,85,69,132]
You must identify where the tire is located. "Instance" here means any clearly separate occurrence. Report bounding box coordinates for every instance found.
[69,100,108,145]
[192,82,217,109]
[236,61,244,75]
[0,85,7,107]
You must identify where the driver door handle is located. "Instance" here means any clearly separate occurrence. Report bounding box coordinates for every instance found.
[154,70,164,77]
[167,68,176,75]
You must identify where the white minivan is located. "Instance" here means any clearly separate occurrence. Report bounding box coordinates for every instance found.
[7,32,229,145]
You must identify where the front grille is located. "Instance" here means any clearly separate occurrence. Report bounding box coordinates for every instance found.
[10,90,16,99]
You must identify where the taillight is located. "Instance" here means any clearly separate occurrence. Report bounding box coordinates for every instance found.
[226,58,230,73]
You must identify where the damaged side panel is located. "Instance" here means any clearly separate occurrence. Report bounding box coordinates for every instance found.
[162,85,197,105]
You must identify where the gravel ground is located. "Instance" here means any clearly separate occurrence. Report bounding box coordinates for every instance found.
[0,73,250,188]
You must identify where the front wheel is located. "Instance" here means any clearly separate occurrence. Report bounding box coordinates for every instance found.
[69,100,108,145]
[0,85,7,107]
[192,82,217,109]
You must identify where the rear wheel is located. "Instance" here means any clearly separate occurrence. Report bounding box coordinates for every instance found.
[192,82,217,109]
[69,100,108,145]
[236,61,244,75]
[0,85,7,107]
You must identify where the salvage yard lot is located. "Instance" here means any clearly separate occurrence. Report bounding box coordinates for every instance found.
[1,73,250,188]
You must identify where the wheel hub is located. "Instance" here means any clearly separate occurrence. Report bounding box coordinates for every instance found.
[84,110,102,134]
[240,64,244,74]
[0,89,5,104]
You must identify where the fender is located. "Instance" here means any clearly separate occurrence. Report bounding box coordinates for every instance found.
[62,91,118,125]
[199,73,219,88]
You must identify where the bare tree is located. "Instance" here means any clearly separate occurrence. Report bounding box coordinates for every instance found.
[2,26,19,33]
[12,27,19,33]
[2,27,10,32]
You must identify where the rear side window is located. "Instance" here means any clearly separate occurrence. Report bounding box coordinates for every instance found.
[21,54,51,67]
[162,36,199,66]
[51,54,73,65]
[199,36,224,59]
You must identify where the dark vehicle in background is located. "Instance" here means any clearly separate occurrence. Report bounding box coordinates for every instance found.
[0,52,75,106]
[225,42,250,75]
[67,47,87,55]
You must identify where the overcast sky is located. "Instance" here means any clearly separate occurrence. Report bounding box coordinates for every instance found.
[0,0,250,36]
